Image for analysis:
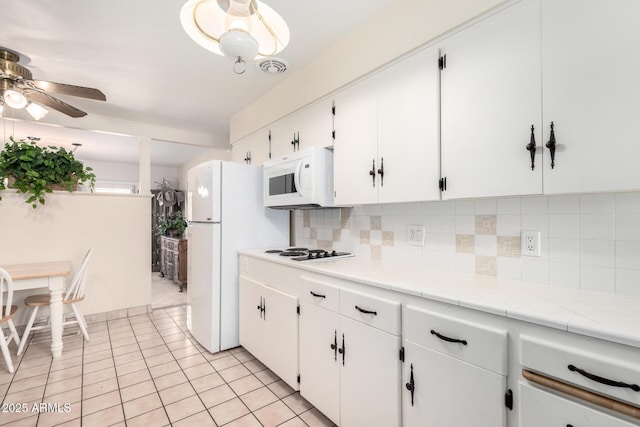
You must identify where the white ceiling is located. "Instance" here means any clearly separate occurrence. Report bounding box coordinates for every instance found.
[0,0,397,167]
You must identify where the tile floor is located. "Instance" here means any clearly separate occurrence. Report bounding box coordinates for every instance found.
[0,306,336,427]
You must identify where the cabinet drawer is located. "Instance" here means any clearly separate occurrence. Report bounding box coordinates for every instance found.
[519,382,637,427]
[521,335,640,406]
[300,276,340,313]
[339,288,400,336]
[405,305,507,375]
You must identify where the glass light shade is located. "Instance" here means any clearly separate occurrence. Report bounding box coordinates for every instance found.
[26,102,48,121]
[225,0,252,32]
[219,30,259,61]
[4,88,28,109]
[180,0,289,58]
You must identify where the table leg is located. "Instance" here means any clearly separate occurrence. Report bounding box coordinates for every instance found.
[49,276,65,358]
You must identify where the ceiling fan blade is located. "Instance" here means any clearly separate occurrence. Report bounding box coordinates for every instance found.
[29,80,106,101]
[25,91,87,118]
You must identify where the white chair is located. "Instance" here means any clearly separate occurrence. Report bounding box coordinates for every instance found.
[17,249,92,356]
[0,268,21,373]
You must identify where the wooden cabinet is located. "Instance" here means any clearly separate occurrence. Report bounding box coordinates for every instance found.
[440,0,542,199]
[238,276,299,389]
[333,45,440,205]
[159,236,187,291]
[541,0,640,194]
[298,277,402,427]
[231,129,270,165]
[402,306,508,427]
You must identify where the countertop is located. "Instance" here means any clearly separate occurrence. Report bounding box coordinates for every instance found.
[239,249,640,349]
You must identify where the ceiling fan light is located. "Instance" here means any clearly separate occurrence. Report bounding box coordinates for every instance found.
[26,102,48,121]
[4,88,28,109]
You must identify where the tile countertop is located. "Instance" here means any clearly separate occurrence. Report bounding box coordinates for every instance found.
[239,249,640,349]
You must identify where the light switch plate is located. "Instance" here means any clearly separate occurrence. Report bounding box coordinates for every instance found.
[408,225,425,247]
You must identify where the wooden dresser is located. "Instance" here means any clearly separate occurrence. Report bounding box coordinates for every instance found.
[159,236,187,292]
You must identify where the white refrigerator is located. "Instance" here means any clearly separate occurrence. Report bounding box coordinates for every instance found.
[186,160,289,353]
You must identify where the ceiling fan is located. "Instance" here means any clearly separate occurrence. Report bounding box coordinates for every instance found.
[0,48,106,119]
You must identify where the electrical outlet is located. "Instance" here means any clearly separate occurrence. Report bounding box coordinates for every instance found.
[408,225,425,247]
[521,230,541,257]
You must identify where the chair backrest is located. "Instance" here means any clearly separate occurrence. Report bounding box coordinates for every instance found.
[0,268,14,317]
[64,249,92,302]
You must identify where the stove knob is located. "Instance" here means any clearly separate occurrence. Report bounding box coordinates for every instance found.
[331,250,337,256]
[307,253,313,259]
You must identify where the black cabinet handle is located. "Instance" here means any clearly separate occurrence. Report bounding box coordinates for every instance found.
[546,121,557,169]
[430,329,467,345]
[262,298,266,320]
[406,363,415,406]
[257,297,265,319]
[369,159,376,187]
[568,364,640,391]
[330,330,337,361]
[526,124,536,170]
[377,157,384,187]
[439,177,447,192]
[309,291,326,299]
[355,305,377,316]
[338,333,345,365]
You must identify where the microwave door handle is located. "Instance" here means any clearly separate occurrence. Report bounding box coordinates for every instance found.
[294,160,305,197]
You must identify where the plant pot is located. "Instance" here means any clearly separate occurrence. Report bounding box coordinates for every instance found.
[169,230,182,238]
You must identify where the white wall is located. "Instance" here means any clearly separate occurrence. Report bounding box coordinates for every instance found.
[0,191,151,325]
[84,159,180,191]
[230,0,507,141]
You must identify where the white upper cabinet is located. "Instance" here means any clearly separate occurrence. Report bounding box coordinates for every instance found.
[269,99,334,160]
[231,129,270,165]
[333,45,440,205]
[333,76,379,205]
[541,0,640,194]
[376,46,441,204]
[440,0,543,199]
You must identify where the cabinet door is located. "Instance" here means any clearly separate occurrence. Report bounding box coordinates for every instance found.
[332,79,379,205]
[238,277,266,360]
[340,316,401,427]
[270,114,297,160]
[299,301,340,425]
[440,0,542,199]
[232,131,270,165]
[403,340,507,427]
[377,46,441,203]
[261,284,299,390]
[519,382,637,427]
[297,99,334,151]
[542,0,640,194]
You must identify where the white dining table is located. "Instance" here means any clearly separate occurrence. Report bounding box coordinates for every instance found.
[3,261,71,358]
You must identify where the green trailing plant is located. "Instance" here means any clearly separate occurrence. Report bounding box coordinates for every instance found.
[157,210,188,236]
[0,136,96,208]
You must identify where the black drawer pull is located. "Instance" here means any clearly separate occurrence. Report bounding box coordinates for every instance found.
[355,305,377,316]
[568,365,640,391]
[310,291,326,299]
[430,329,468,345]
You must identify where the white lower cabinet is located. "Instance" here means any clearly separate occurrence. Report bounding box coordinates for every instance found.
[238,277,299,389]
[519,383,638,427]
[402,305,509,427]
[299,278,402,427]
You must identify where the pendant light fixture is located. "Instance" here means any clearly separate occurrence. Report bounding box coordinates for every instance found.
[180,0,290,74]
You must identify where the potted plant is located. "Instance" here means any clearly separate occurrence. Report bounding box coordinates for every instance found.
[157,210,188,237]
[0,136,96,208]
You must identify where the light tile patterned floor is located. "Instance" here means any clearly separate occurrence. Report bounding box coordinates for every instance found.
[0,306,337,427]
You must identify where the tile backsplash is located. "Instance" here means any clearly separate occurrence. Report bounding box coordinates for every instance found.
[293,192,640,297]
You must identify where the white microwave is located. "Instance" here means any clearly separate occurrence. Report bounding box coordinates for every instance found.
[263,146,334,209]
